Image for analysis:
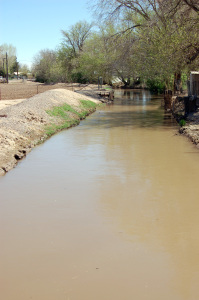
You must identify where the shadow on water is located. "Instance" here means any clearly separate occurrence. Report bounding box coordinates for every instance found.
[91,89,177,129]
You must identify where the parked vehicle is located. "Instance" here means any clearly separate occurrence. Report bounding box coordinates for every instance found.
[0,76,6,83]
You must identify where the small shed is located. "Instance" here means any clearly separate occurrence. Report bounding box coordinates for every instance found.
[190,71,199,96]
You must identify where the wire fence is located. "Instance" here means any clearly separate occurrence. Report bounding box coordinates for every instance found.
[0,82,89,101]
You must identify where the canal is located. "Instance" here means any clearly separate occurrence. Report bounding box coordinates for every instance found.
[1,89,199,300]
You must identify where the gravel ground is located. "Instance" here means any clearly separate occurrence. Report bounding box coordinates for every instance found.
[0,87,101,176]
[0,99,25,110]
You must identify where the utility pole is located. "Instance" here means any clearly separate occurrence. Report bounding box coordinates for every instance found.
[6,52,8,83]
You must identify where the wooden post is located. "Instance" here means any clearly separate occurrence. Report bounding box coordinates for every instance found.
[16,57,19,80]
[164,90,172,110]
[108,90,114,101]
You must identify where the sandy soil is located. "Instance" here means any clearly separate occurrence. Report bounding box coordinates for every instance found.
[0,99,25,110]
[0,85,101,176]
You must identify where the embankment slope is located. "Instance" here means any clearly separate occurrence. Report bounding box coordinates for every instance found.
[0,89,100,175]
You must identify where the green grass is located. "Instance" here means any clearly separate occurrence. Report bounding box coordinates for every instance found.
[46,103,78,118]
[179,119,186,127]
[45,119,80,137]
[45,100,98,137]
[80,99,98,110]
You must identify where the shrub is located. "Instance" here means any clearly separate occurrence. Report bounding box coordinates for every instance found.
[146,79,165,94]
[179,119,186,127]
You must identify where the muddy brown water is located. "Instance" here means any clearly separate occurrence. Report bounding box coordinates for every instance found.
[1,89,199,300]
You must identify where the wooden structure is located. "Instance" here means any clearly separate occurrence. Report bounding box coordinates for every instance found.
[164,90,172,110]
[190,71,199,96]
[97,90,114,101]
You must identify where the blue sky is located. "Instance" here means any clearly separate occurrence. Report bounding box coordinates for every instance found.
[0,0,94,68]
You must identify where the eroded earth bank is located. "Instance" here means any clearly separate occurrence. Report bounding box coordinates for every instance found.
[172,95,199,147]
[0,88,100,176]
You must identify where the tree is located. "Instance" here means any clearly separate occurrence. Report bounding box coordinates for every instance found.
[61,21,93,57]
[93,0,199,90]
[75,20,142,85]
[77,24,121,84]
[19,64,30,77]
[10,56,19,75]
[0,44,17,74]
[58,21,93,82]
[32,49,62,83]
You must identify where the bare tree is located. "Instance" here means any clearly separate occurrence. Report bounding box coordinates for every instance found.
[183,0,199,12]
[61,21,93,57]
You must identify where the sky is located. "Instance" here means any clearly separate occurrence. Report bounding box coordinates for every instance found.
[0,0,94,69]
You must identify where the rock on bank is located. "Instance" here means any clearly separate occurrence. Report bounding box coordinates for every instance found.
[0,89,100,176]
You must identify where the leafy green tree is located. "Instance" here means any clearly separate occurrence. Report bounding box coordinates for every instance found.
[78,25,117,83]
[78,22,140,85]
[0,43,17,74]
[93,0,199,90]
[58,21,93,82]
[10,56,19,75]
[33,49,62,83]
[19,64,30,77]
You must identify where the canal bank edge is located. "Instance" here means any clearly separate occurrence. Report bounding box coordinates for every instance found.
[0,89,101,176]
[171,95,199,148]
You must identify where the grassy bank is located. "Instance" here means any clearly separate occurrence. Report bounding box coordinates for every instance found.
[0,88,101,175]
[45,99,99,137]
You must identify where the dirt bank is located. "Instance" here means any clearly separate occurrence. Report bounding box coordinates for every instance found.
[0,88,101,176]
[172,96,199,148]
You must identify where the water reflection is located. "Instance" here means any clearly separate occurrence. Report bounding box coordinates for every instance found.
[114,89,152,105]
[86,89,176,129]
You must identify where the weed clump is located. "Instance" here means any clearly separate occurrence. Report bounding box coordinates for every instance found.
[179,119,186,127]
